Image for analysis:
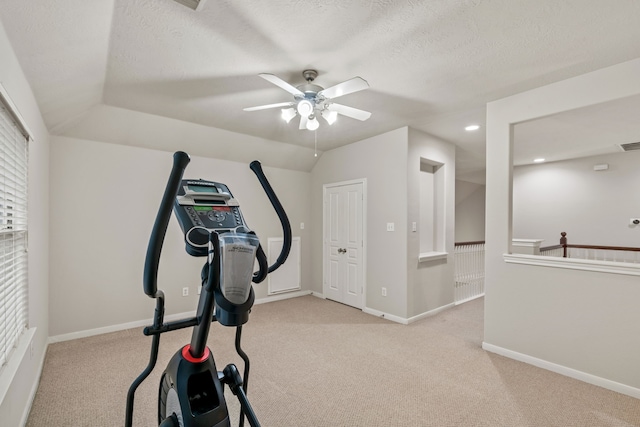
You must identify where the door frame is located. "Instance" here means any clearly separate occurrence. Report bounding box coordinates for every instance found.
[322,178,368,309]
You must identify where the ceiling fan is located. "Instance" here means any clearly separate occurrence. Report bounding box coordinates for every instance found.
[243,70,371,131]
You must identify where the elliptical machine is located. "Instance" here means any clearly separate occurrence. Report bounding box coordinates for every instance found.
[125,151,292,427]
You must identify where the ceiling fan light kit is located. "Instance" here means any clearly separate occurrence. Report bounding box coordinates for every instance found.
[244,70,371,131]
[296,99,314,116]
[307,116,320,131]
[322,109,338,125]
[281,108,296,123]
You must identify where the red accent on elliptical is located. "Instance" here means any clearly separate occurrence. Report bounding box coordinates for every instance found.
[181,345,210,363]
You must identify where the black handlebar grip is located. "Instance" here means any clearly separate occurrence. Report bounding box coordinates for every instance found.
[144,151,191,298]
[252,243,269,284]
[249,160,292,275]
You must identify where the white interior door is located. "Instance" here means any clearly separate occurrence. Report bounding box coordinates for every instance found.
[323,180,365,309]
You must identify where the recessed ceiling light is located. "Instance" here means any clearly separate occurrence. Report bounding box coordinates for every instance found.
[465,125,480,131]
[534,158,546,163]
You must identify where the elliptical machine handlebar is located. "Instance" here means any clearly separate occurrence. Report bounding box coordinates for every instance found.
[144,151,191,298]
[249,160,292,279]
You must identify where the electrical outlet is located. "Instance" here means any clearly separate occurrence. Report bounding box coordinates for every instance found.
[412,222,417,232]
[630,218,640,226]
[381,287,387,297]
[300,222,305,229]
[182,287,189,297]
[386,223,395,232]
[197,286,201,295]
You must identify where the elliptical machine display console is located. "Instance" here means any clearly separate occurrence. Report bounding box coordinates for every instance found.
[125,152,292,427]
[174,179,248,255]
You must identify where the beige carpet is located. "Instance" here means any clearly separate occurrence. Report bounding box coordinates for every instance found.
[26,296,640,426]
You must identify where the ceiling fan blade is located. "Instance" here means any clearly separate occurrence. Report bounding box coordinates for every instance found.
[327,103,372,121]
[259,73,304,96]
[299,114,309,130]
[318,77,369,100]
[243,102,294,112]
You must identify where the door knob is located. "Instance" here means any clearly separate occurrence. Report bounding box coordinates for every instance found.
[338,248,347,254]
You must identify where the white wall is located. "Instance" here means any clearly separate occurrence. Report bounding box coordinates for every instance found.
[485,58,640,396]
[0,20,50,426]
[310,127,409,318]
[513,150,640,247]
[310,126,457,321]
[407,129,456,318]
[455,180,485,242]
[62,104,320,173]
[49,136,311,338]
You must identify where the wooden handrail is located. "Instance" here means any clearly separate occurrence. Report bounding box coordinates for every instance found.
[454,241,485,247]
[565,244,640,252]
[539,244,562,251]
[558,232,640,257]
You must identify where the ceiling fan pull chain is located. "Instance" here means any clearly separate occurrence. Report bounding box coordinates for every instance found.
[314,130,318,157]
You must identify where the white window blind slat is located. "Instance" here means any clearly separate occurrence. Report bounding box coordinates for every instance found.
[0,98,28,371]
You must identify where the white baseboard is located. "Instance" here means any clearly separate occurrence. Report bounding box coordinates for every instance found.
[310,291,325,299]
[455,293,484,305]
[49,290,315,344]
[363,303,454,325]
[255,289,311,305]
[407,303,455,324]
[363,307,408,324]
[48,310,197,344]
[482,342,640,399]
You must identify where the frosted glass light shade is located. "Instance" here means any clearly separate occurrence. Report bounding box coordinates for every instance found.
[306,117,320,131]
[281,108,296,123]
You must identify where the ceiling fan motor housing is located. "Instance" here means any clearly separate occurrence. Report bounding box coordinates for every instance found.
[296,70,325,112]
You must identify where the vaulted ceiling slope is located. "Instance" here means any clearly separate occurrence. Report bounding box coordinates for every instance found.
[1,0,640,175]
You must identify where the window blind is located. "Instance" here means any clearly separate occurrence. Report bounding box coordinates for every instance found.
[0,99,28,370]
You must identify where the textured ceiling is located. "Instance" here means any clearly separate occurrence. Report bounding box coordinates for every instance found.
[1,0,640,176]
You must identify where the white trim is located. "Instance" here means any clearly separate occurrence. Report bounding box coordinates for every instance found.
[418,251,448,262]
[363,302,454,325]
[511,239,544,255]
[454,293,485,305]
[0,328,36,407]
[322,178,368,188]
[407,303,455,324]
[255,289,311,305]
[482,342,640,399]
[0,82,33,140]
[48,310,197,344]
[48,291,314,344]
[20,334,46,427]
[362,307,408,324]
[512,239,544,246]
[0,330,46,427]
[503,253,640,276]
